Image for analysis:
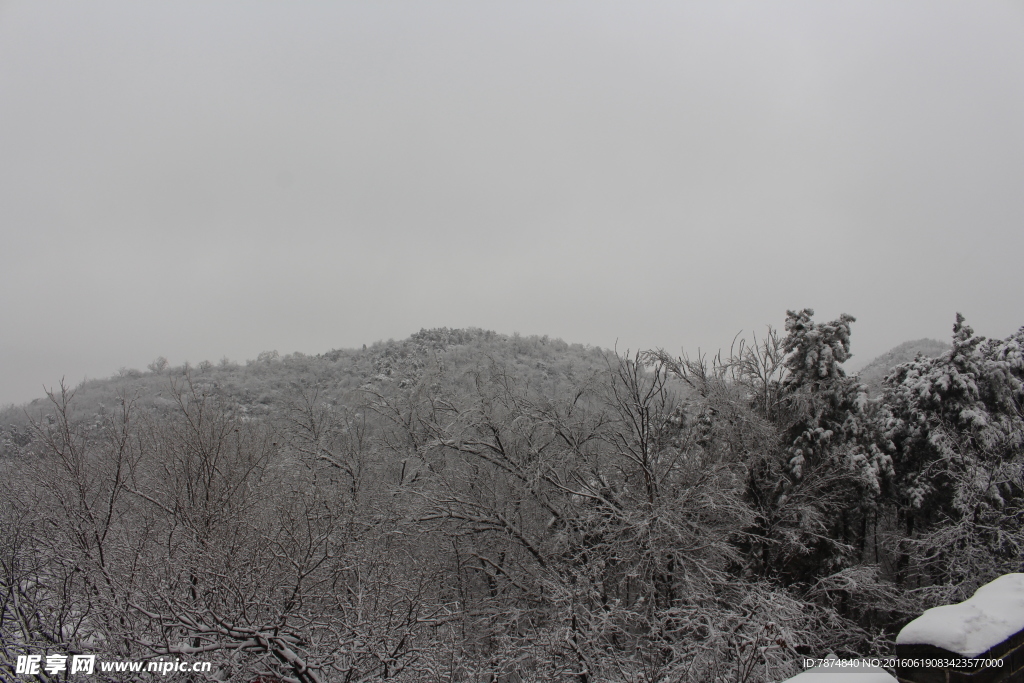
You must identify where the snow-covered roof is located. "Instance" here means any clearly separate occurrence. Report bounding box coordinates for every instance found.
[896,573,1024,658]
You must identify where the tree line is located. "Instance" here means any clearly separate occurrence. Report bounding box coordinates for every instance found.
[1,312,1022,682]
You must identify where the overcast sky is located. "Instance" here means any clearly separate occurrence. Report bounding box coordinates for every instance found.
[1,1,1023,406]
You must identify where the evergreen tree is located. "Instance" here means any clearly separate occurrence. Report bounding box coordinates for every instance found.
[879,315,1024,594]
[740,310,891,583]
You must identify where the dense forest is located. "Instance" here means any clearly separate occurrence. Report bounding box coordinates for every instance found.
[2,312,1022,682]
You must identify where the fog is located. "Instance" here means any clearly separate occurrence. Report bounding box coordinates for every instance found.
[2,1,1022,406]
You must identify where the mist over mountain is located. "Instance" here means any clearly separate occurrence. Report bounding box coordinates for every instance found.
[0,329,976,461]
[2,2,1022,678]
[0,329,953,422]
[0,328,613,447]
[857,338,950,394]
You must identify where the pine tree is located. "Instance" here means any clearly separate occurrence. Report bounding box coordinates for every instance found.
[742,310,891,583]
[880,315,1024,593]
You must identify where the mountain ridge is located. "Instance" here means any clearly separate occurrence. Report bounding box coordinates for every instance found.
[856,337,950,394]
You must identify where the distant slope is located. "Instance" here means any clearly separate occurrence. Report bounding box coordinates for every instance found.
[0,329,615,453]
[857,338,949,394]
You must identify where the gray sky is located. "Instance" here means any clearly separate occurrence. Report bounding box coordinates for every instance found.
[2,1,1023,406]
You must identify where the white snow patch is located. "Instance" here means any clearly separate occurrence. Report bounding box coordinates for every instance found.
[896,573,1024,657]
[782,654,896,683]
[782,672,896,683]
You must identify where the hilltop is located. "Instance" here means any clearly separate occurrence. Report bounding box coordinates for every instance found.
[0,328,614,450]
[857,338,950,394]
